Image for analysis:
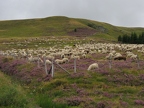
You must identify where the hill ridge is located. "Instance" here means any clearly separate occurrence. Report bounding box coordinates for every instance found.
[0,16,144,41]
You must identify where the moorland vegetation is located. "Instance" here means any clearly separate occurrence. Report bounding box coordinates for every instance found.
[0,16,144,108]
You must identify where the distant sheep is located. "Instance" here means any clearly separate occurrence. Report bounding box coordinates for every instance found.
[45,59,52,65]
[81,54,86,59]
[62,58,69,63]
[61,54,65,58]
[55,59,64,64]
[70,55,80,60]
[46,55,55,60]
[87,63,99,71]
[130,54,138,60]
[114,53,122,58]
[28,55,39,62]
[126,52,134,57]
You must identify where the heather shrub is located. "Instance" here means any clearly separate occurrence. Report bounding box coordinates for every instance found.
[97,68,109,75]
[65,96,83,106]
[107,72,144,86]
[64,96,94,107]
[119,100,129,107]
[138,74,144,81]
[76,88,88,96]
[134,100,144,106]
[103,92,113,98]
[96,101,107,108]
[0,56,46,84]
[70,72,91,78]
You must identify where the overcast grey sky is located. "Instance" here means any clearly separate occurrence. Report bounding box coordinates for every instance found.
[0,0,144,27]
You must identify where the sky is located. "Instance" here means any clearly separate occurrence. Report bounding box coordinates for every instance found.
[0,0,144,27]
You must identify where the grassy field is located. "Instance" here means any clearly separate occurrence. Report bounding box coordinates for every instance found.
[0,16,144,108]
[0,53,144,108]
[0,41,144,108]
[0,71,37,108]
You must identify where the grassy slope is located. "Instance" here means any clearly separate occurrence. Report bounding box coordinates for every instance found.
[76,18,144,40]
[0,71,36,108]
[0,58,144,108]
[34,67,144,108]
[0,16,86,38]
[0,16,144,41]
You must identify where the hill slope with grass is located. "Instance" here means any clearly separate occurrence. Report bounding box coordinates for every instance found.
[0,71,37,108]
[0,16,144,41]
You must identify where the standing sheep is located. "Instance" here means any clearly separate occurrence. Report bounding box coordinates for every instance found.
[130,54,138,61]
[55,59,64,64]
[62,58,69,63]
[45,60,52,65]
[87,63,99,71]
[81,54,86,59]
[70,55,80,60]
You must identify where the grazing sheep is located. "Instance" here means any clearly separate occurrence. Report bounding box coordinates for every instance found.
[126,52,134,57]
[46,55,55,60]
[55,59,64,64]
[45,59,52,65]
[70,55,80,60]
[87,63,99,71]
[27,55,39,62]
[61,54,65,58]
[62,58,69,63]
[130,54,138,60]
[81,54,86,59]
[114,53,122,58]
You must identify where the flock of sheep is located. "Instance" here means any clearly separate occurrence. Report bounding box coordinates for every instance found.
[0,42,144,71]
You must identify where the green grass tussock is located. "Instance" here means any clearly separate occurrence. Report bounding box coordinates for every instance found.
[0,72,35,108]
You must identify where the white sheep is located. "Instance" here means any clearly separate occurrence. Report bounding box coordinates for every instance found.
[87,63,99,71]
[70,55,80,60]
[114,53,122,58]
[62,58,69,63]
[55,59,64,64]
[105,53,113,60]
[130,54,138,60]
[45,55,55,60]
[61,53,65,58]
[81,54,86,59]
[45,59,52,65]
[126,52,134,57]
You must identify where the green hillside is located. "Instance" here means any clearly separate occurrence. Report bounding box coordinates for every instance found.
[0,16,144,41]
[0,71,36,107]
